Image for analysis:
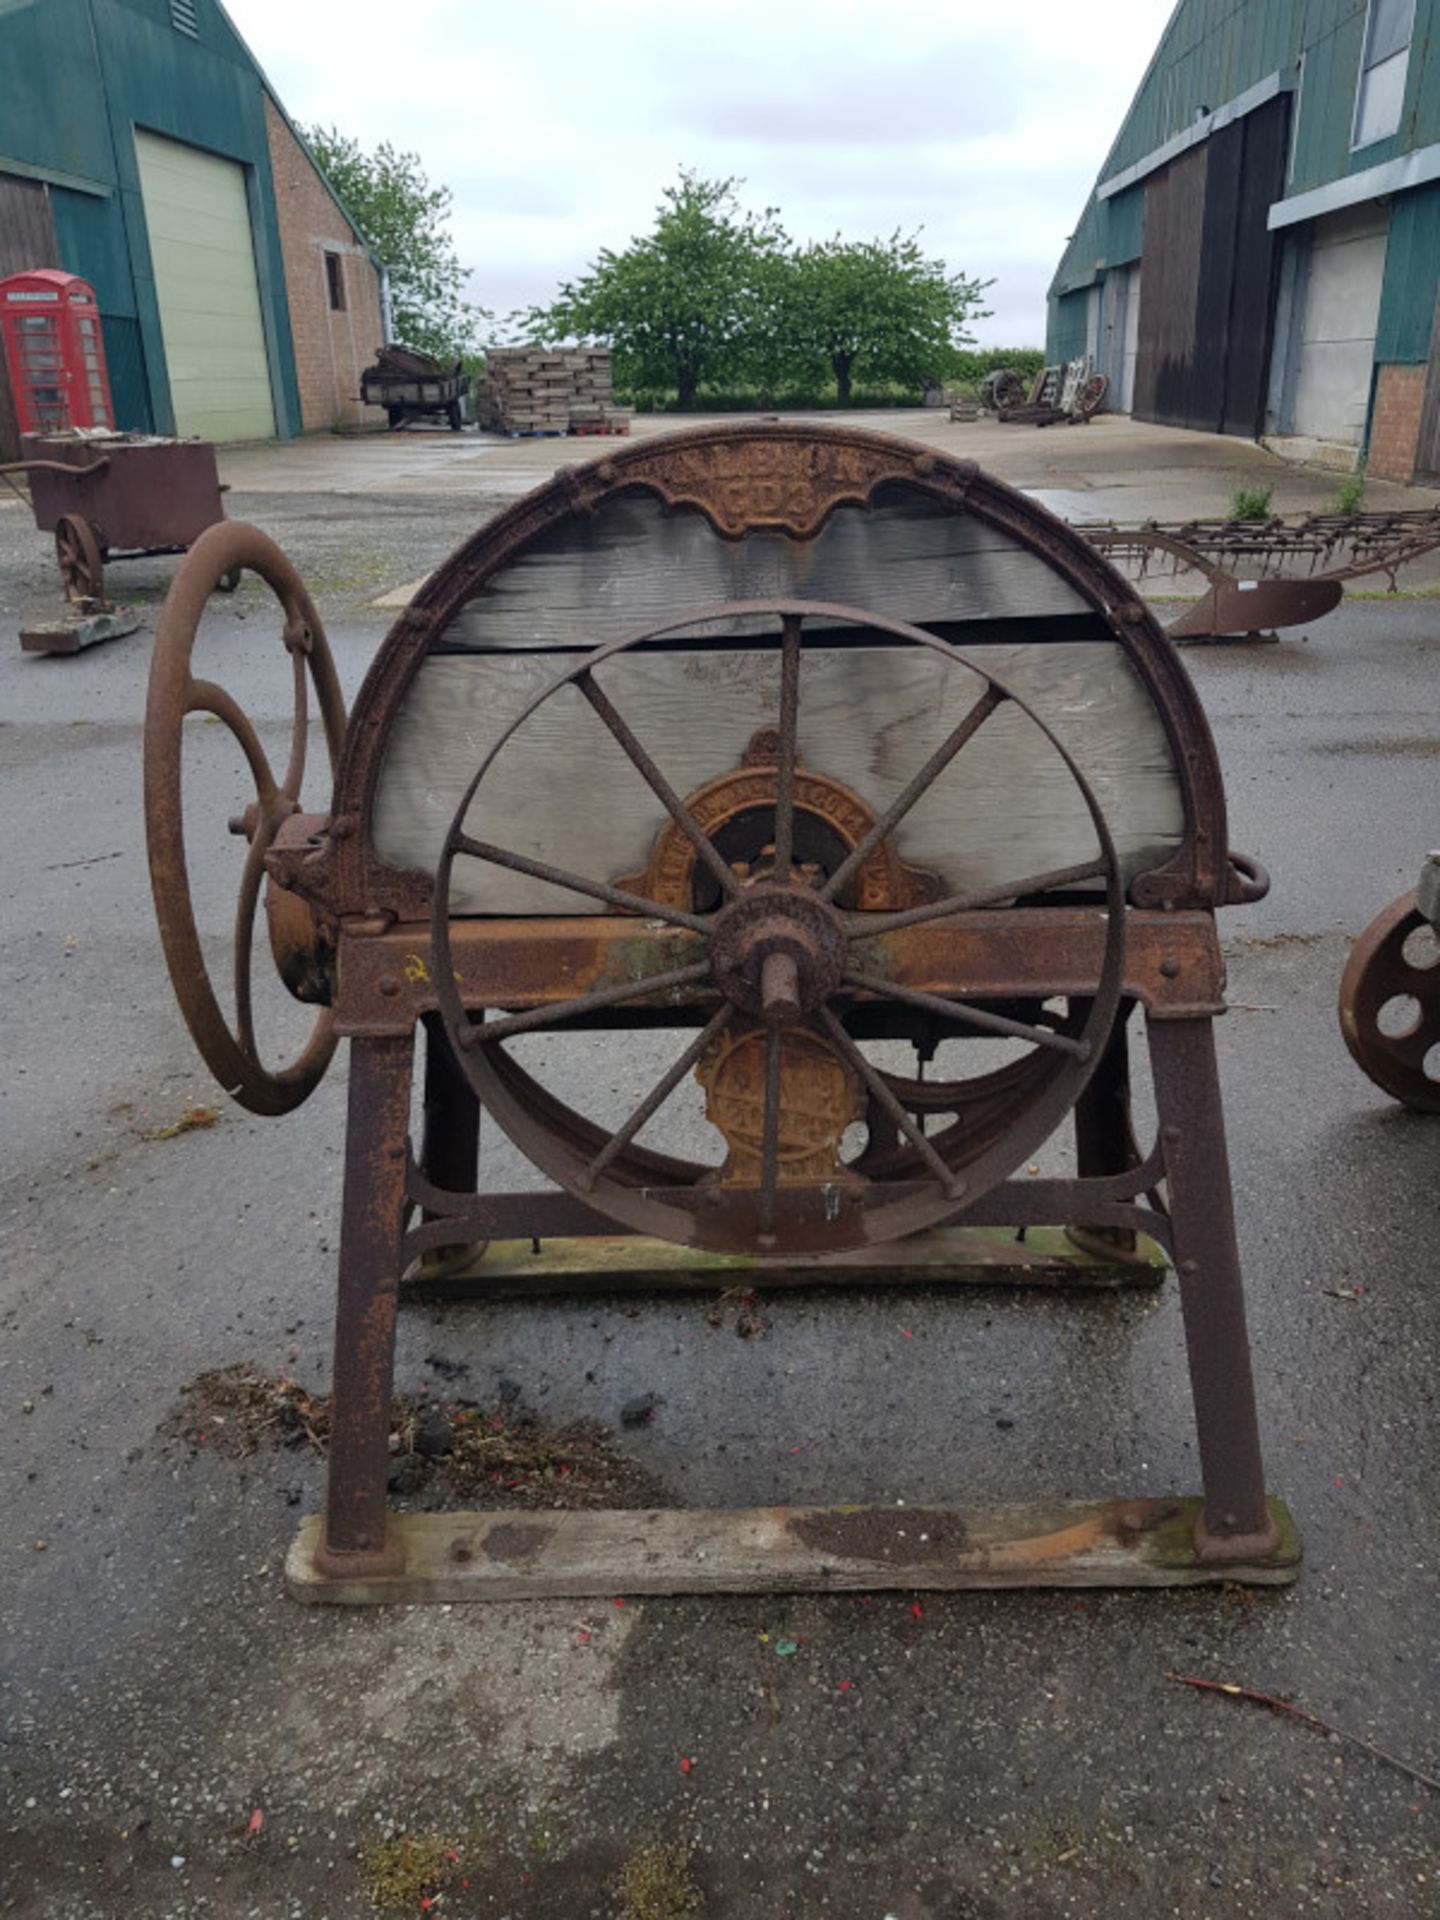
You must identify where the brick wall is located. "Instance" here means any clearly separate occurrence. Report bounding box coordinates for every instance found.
[263,97,385,431]
[1367,363,1426,484]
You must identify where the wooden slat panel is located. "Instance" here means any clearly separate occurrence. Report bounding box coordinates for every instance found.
[372,639,1184,914]
[287,1498,1302,1604]
[405,1226,1167,1300]
[436,492,1089,652]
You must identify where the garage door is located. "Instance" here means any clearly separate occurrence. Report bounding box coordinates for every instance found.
[1290,205,1389,448]
[135,130,275,442]
[1100,264,1140,412]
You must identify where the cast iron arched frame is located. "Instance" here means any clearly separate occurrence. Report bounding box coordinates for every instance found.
[293,423,1235,928]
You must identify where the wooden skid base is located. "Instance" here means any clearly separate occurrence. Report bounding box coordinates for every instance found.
[20,608,141,654]
[287,1497,1300,1604]
[405,1226,1168,1301]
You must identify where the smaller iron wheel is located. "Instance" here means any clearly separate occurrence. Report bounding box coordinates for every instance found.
[56,514,104,603]
[1339,890,1440,1111]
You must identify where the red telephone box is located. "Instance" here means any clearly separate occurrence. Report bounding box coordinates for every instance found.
[0,270,114,435]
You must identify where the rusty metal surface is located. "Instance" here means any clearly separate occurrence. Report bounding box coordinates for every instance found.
[21,433,226,550]
[54,513,103,603]
[1165,574,1344,640]
[1085,506,1440,640]
[131,423,1283,1579]
[1148,1016,1276,1552]
[144,522,347,1116]
[330,909,1224,1038]
[1338,889,1440,1112]
[316,1033,411,1573]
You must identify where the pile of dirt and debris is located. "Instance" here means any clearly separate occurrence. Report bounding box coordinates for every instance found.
[160,1363,671,1510]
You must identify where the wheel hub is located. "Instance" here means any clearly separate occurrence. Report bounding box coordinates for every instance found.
[709,884,847,1026]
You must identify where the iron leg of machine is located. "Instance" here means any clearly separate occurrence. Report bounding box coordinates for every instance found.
[418,1013,482,1270]
[1147,1013,1280,1562]
[421,1012,480,1201]
[312,1033,413,1580]
[1069,1000,1145,1260]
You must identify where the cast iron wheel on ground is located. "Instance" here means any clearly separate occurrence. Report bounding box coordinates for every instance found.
[55,512,103,602]
[431,596,1127,1258]
[1339,889,1440,1111]
[144,521,347,1116]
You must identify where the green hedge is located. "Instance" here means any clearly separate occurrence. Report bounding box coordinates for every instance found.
[615,348,1045,413]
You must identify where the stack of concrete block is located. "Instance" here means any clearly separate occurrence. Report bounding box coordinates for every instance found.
[474,346,632,435]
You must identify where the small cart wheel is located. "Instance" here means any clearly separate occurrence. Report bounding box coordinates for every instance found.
[1338,890,1440,1111]
[215,566,242,594]
[56,514,104,603]
[1072,373,1109,421]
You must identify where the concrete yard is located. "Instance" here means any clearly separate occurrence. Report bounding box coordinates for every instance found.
[1,413,1439,1918]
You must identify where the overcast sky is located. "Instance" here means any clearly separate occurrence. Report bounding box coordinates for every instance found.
[224,0,1175,348]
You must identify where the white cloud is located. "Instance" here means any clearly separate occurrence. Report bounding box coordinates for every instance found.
[227,0,1173,347]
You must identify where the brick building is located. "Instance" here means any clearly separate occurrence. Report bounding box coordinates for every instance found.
[1047,1,1440,487]
[0,0,386,457]
[264,98,385,433]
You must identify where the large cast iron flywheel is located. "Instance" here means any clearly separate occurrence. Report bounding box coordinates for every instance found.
[431,597,1128,1258]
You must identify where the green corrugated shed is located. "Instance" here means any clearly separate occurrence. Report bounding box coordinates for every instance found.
[1049,0,1440,378]
[1050,289,1092,364]
[0,0,301,436]
[1375,179,1440,361]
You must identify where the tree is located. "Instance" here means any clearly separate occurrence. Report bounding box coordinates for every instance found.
[781,234,992,404]
[528,172,788,407]
[303,126,485,362]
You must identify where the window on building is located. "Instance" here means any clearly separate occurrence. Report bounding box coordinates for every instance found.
[1353,0,1415,149]
[325,251,346,312]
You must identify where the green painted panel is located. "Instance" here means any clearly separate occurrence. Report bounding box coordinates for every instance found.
[98,314,152,432]
[1047,288,1091,364]
[49,184,153,427]
[0,0,117,187]
[1105,186,1145,266]
[1406,0,1440,145]
[1375,178,1440,361]
[49,187,133,316]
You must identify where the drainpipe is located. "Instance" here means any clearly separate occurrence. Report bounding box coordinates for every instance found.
[379,267,394,346]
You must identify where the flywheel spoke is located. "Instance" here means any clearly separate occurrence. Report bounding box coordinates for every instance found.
[452,833,711,933]
[818,1007,965,1197]
[577,672,741,901]
[818,683,1006,904]
[280,646,309,800]
[849,857,1110,938]
[231,832,270,1061]
[465,959,712,1046]
[844,968,1091,1059]
[578,1003,733,1190]
[187,677,280,808]
[771,614,803,882]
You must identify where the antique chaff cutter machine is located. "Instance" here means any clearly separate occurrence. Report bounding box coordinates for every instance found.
[144,424,1299,1602]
